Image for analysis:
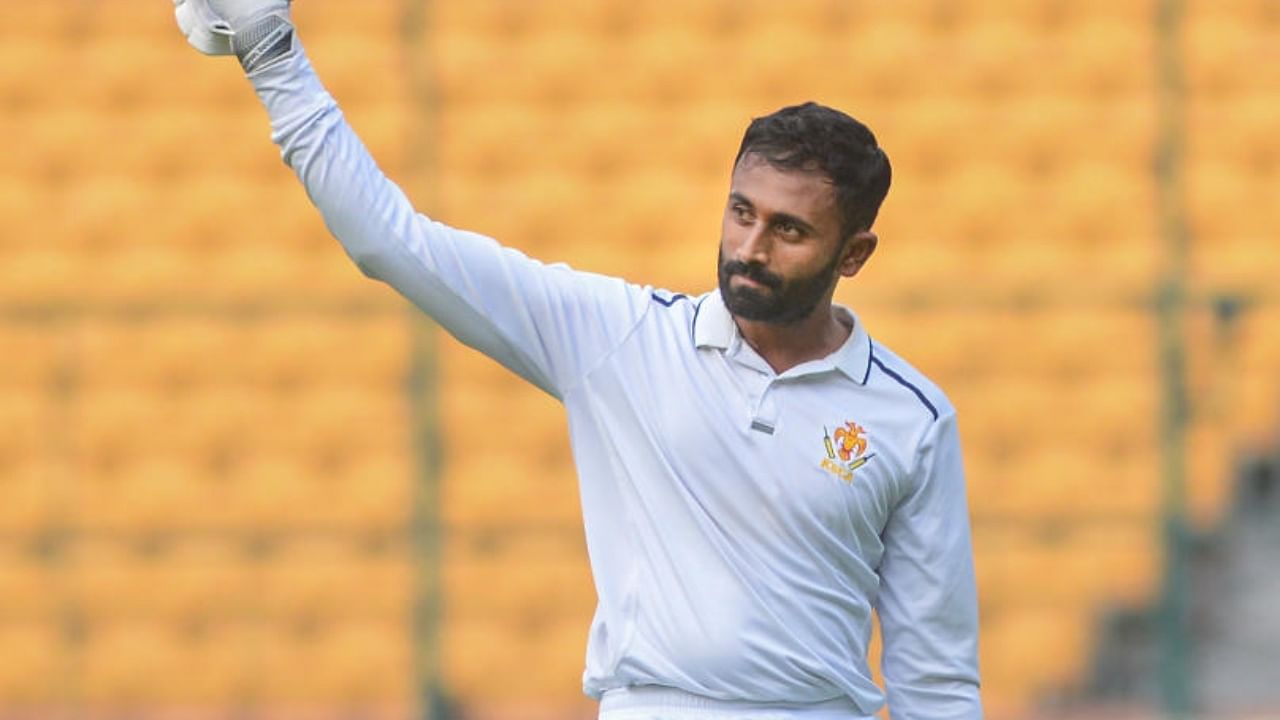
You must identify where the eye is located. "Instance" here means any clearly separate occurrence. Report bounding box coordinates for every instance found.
[775,220,802,238]
[730,203,753,224]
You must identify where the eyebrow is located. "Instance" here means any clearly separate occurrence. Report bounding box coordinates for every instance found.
[729,192,818,235]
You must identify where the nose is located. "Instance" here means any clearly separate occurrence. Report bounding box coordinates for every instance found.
[736,221,771,265]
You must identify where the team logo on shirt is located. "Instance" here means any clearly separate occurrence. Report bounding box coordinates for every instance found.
[821,421,875,483]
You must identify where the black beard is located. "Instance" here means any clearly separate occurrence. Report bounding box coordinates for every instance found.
[717,246,842,325]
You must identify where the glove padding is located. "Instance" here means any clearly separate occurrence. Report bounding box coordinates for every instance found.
[174,0,295,72]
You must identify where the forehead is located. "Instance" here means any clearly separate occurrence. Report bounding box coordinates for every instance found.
[730,155,838,226]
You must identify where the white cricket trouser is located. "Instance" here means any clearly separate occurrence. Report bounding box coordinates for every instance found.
[598,686,876,720]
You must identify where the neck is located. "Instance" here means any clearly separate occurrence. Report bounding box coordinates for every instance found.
[734,303,852,374]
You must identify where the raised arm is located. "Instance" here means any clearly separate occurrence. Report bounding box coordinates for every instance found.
[174,0,652,398]
[876,411,983,719]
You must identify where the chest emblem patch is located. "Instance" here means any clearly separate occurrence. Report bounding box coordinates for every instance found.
[821,421,876,483]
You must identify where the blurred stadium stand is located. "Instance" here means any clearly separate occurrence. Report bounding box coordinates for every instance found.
[1,0,1278,719]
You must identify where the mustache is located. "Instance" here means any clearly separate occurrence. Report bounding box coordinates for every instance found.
[721,260,783,289]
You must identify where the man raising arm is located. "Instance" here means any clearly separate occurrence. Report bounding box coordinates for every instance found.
[174,2,983,717]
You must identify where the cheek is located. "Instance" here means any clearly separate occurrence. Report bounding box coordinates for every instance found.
[776,245,839,283]
[719,216,743,254]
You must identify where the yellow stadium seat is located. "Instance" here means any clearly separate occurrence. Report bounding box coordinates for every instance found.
[151,539,255,622]
[80,620,184,704]
[952,0,1154,28]
[60,175,157,252]
[1040,162,1157,258]
[244,447,413,532]
[0,109,82,183]
[307,36,407,106]
[876,98,980,178]
[83,0,179,38]
[1015,442,1159,518]
[446,553,594,626]
[945,21,1041,98]
[0,325,63,392]
[942,163,1038,247]
[233,450,318,529]
[308,620,414,701]
[143,175,258,251]
[0,1,78,39]
[327,453,416,530]
[443,454,581,529]
[443,379,565,457]
[247,315,412,389]
[988,95,1155,179]
[157,620,257,703]
[87,241,203,305]
[1238,304,1280,374]
[506,31,611,104]
[71,387,157,469]
[890,306,995,379]
[829,20,937,101]
[1055,20,1155,100]
[437,102,550,180]
[257,539,357,621]
[1081,375,1159,445]
[75,453,219,532]
[77,318,241,392]
[980,605,1091,700]
[72,539,151,623]
[1229,371,1280,440]
[667,102,752,180]
[727,0,855,36]
[1190,96,1280,174]
[993,309,1156,377]
[0,387,55,467]
[345,103,415,168]
[198,242,304,302]
[299,0,404,38]
[1185,11,1280,96]
[433,32,504,104]
[1185,422,1234,527]
[76,40,175,109]
[0,39,75,110]
[0,543,60,621]
[445,615,589,700]
[0,461,60,534]
[0,178,49,245]
[626,27,737,105]
[274,386,410,459]
[258,537,411,622]
[104,108,281,180]
[1186,163,1280,293]
[952,375,1047,452]
[0,248,81,305]
[432,0,538,40]
[257,619,412,704]
[0,621,62,702]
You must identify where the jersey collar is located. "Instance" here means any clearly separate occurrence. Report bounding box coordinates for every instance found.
[692,291,873,384]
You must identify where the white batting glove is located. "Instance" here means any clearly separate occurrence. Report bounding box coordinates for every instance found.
[174,0,296,73]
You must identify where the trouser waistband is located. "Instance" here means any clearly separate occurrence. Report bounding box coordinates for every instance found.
[599,685,873,719]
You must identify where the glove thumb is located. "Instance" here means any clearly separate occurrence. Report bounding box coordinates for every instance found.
[174,0,235,56]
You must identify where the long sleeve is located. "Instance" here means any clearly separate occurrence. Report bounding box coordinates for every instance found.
[243,43,651,399]
[876,411,983,719]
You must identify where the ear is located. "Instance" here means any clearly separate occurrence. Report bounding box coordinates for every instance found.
[838,231,878,277]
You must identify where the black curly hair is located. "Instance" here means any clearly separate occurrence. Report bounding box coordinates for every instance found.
[734,102,892,239]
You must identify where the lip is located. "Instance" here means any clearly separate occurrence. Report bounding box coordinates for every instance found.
[732,274,771,290]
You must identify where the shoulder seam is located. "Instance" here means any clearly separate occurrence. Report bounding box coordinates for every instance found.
[869,351,940,422]
[650,291,688,307]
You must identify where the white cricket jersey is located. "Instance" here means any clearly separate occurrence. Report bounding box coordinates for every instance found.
[247,46,982,720]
